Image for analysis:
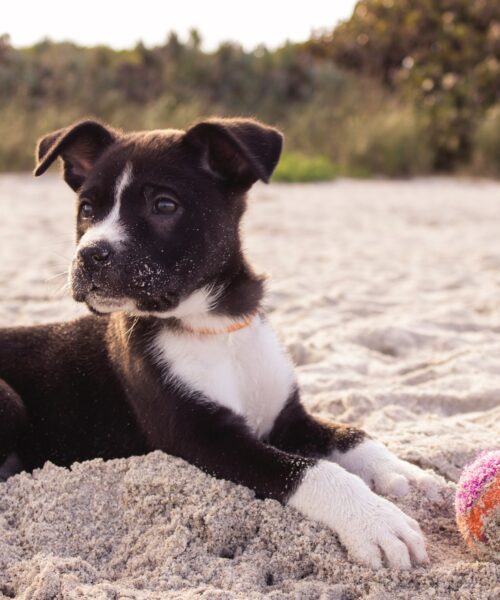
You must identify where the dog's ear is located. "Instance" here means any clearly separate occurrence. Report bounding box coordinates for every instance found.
[184,118,283,187]
[34,120,117,191]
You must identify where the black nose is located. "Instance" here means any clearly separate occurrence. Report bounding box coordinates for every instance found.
[78,243,113,269]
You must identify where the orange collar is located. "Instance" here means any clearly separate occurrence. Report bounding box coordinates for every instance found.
[181,313,256,336]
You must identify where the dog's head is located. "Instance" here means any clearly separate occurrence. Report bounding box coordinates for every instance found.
[34,118,282,318]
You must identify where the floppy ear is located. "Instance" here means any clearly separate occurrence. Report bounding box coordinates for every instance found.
[184,118,283,187]
[34,120,117,191]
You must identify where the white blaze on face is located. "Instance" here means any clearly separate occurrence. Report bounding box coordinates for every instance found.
[76,162,133,253]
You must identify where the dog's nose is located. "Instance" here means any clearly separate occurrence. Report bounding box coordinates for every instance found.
[78,243,113,269]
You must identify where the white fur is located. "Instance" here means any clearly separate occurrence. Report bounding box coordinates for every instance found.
[87,285,247,329]
[76,162,132,252]
[152,286,259,331]
[85,294,136,314]
[288,460,429,569]
[152,314,295,437]
[148,285,232,329]
[330,439,446,502]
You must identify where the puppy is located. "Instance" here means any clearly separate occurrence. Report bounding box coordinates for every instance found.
[0,118,442,569]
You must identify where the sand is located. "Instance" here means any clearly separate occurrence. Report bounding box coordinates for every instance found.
[0,174,499,599]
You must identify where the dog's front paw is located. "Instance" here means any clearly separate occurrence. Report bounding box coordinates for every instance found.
[344,488,428,570]
[289,461,429,569]
[331,439,445,502]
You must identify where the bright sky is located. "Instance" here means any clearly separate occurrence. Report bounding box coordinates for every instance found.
[4,0,357,50]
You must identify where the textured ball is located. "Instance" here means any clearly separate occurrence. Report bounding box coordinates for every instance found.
[455,449,500,561]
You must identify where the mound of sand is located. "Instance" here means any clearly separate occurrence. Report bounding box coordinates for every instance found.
[0,175,499,599]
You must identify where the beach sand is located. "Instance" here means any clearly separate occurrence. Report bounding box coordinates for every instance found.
[0,175,498,599]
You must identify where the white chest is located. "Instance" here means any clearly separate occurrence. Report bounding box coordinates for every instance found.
[152,317,295,437]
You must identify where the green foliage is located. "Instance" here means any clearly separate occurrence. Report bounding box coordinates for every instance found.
[472,104,500,175]
[272,153,338,182]
[310,0,500,171]
[281,73,434,177]
[0,3,498,179]
[342,105,433,177]
[0,34,320,173]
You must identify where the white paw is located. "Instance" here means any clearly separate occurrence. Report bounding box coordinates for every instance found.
[331,439,446,502]
[288,461,429,569]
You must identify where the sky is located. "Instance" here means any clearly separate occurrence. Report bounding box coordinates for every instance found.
[3,0,358,51]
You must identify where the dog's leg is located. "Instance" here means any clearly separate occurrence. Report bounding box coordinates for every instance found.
[132,389,428,569]
[268,390,445,503]
[0,379,27,474]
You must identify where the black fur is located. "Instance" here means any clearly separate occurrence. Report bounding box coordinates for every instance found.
[268,389,366,457]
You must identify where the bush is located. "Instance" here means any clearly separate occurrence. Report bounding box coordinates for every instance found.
[272,152,338,182]
[472,105,500,177]
[0,103,83,172]
[315,0,500,170]
[341,106,433,177]
[0,25,497,178]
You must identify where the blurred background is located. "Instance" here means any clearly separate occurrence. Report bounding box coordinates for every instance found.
[1,0,499,180]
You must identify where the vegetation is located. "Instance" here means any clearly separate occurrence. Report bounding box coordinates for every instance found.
[473,104,500,175]
[310,0,500,172]
[273,153,339,182]
[0,0,498,179]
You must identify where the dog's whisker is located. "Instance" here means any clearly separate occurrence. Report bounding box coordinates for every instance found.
[125,317,140,343]
[47,249,72,261]
[51,280,71,298]
[45,270,69,282]
[50,232,75,240]
[50,236,73,243]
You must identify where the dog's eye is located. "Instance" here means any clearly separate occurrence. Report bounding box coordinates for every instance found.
[79,200,94,220]
[153,197,178,215]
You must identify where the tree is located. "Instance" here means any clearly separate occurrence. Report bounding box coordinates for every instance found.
[310,0,500,169]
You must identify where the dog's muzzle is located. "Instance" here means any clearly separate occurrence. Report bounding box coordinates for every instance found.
[70,244,181,314]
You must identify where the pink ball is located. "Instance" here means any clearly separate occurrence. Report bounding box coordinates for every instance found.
[455,449,500,560]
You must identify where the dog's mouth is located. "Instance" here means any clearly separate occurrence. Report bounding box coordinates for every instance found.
[85,293,133,315]
[76,284,181,316]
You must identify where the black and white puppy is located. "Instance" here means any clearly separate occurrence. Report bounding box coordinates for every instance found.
[0,118,443,569]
